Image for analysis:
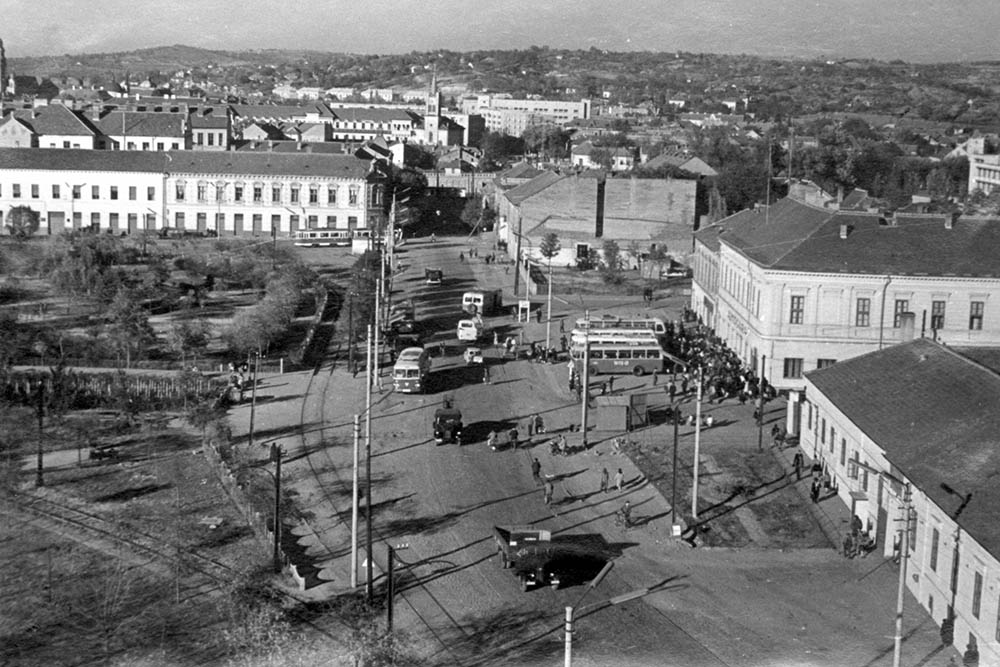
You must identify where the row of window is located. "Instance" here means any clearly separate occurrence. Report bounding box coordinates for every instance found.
[2,182,380,209]
[808,402,998,637]
[781,358,836,379]
[788,296,986,331]
[176,182,367,207]
[0,209,361,232]
[4,183,157,201]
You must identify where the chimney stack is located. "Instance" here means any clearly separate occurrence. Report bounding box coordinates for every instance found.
[595,178,606,239]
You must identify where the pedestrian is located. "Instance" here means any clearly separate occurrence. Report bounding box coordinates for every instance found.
[509,426,519,450]
[559,334,568,353]
[536,308,542,323]
[531,458,541,483]
[527,415,536,437]
[601,382,608,396]
[793,451,804,480]
[487,430,498,451]
[493,330,499,348]
[575,382,583,403]
[459,252,465,263]
[483,364,491,384]
[614,468,625,492]
[543,479,554,505]
[607,376,614,393]
[668,381,677,403]
[652,369,658,386]
[505,264,510,275]
[351,360,359,378]
[534,413,545,434]
[559,319,565,334]
[600,467,609,494]
[439,340,446,357]
[810,477,821,503]
[568,373,576,392]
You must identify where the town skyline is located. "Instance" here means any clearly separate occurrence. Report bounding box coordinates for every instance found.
[7,0,1000,64]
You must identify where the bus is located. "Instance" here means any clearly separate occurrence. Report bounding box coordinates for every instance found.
[570,338,685,376]
[293,229,353,247]
[392,347,431,393]
[574,315,667,337]
[570,329,661,348]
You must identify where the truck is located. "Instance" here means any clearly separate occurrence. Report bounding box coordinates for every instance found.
[433,397,463,444]
[492,525,563,591]
[462,289,503,316]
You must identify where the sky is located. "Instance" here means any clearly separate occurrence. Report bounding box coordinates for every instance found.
[4,0,1000,63]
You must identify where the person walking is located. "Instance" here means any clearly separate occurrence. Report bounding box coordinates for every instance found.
[793,451,804,480]
[508,426,519,450]
[810,477,821,503]
[487,430,498,451]
[614,468,625,492]
[482,364,491,384]
[527,414,537,437]
[543,479,554,506]
[534,413,545,435]
[531,458,542,483]
[600,467,609,494]
[668,380,677,403]
[607,376,614,394]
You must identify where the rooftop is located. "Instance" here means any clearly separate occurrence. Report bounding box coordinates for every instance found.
[806,338,1000,558]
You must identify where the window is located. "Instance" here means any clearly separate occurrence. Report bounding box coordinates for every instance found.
[348,216,358,229]
[90,212,100,228]
[307,215,318,228]
[861,466,869,492]
[272,185,281,203]
[290,186,300,204]
[817,359,836,369]
[234,185,244,202]
[806,403,812,430]
[147,187,155,201]
[843,443,850,470]
[109,213,119,230]
[289,215,300,231]
[789,295,805,324]
[196,133,204,146]
[141,142,150,150]
[197,183,207,201]
[12,184,20,198]
[253,185,262,202]
[72,212,81,228]
[127,213,137,230]
[783,358,803,379]
[215,212,224,229]
[309,185,319,204]
[128,186,136,201]
[821,418,826,444]
[893,299,909,328]
[175,182,185,201]
[63,140,70,148]
[207,133,214,146]
[252,214,262,232]
[271,215,281,233]
[52,184,60,198]
[175,212,185,228]
[110,186,118,200]
[215,183,224,202]
[72,185,82,199]
[972,571,983,619]
[970,302,984,330]
[349,186,359,205]
[156,142,164,151]
[930,528,939,571]
[326,215,336,227]
[831,428,837,456]
[196,212,207,229]
[931,301,946,330]
[327,186,337,204]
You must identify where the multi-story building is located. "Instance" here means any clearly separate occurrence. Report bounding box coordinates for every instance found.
[800,338,1000,665]
[966,135,1000,194]
[92,109,190,151]
[690,196,1000,390]
[461,94,591,136]
[0,147,387,237]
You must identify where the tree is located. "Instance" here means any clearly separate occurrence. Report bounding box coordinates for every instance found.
[600,239,624,284]
[5,205,40,240]
[167,319,210,368]
[106,288,156,368]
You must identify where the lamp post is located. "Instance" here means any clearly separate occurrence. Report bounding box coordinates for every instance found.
[247,351,261,448]
[757,354,767,451]
[580,312,590,449]
[386,542,410,633]
[691,366,703,520]
[848,459,912,667]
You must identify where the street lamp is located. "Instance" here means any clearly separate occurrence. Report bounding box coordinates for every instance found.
[247,351,262,448]
[848,459,912,667]
[386,542,410,633]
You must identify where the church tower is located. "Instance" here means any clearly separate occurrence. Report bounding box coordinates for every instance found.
[424,70,442,145]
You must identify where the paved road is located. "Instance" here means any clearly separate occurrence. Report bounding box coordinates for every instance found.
[230,235,959,667]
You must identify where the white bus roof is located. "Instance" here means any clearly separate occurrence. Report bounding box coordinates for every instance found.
[396,347,426,360]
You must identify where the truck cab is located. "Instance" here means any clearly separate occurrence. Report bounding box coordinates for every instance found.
[433,397,463,445]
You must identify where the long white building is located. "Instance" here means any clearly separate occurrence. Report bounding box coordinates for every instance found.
[691,196,1000,390]
[0,148,388,237]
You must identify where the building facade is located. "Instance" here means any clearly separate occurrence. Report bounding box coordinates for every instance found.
[691,197,1000,389]
[800,339,1000,665]
[0,148,387,237]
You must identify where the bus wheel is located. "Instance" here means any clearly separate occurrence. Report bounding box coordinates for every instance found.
[632,366,645,377]
[589,365,598,376]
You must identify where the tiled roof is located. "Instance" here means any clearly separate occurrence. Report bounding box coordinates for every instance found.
[231,103,335,120]
[501,162,544,180]
[234,140,349,155]
[96,111,186,138]
[0,147,374,179]
[15,105,95,137]
[331,107,419,123]
[806,339,1000,558]
[504,170,566,205]
[712,197,1000,277]
[189,114,229,129]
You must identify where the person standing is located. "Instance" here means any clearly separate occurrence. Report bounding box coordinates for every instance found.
[600,467,609,494]
[810,477,821,503]
[668,380,677,403]
[793,451,804,480]
[607,376,614,394]
[531,458,542,483]
[527,414,536,437]
[482,364,491,384]
[614,468,625,492]
[543,479,554,506]
[487,430,498,451]
[508,426,519,450]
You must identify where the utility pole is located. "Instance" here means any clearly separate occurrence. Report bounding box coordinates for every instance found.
[365,325,374,601]
[386,543,409,633]
[692,366,702,520]
[374,277,383,392]
[351,414,360,589]
[545,259,553,350]
[248,351,260,448]
[671,396,679,531]
[580,317,590,449]
[35,379,45,487]
[892,483,911,667]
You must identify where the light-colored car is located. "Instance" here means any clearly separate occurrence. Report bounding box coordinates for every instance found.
[457,319,483,342]
[463,346,484,365]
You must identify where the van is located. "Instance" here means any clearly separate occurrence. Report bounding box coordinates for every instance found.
[461,289,503,316]
[457,319,483,342]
